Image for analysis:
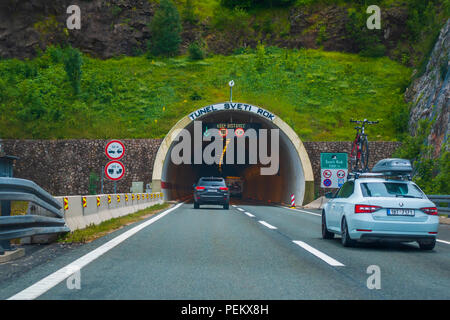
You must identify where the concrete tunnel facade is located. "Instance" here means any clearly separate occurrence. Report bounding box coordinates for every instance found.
[151,102,315,206]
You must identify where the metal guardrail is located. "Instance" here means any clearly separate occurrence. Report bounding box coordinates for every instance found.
[427,195,450,216]
[0,177,69,254]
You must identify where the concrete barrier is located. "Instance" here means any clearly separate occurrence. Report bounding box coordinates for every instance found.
[58,192,164,231]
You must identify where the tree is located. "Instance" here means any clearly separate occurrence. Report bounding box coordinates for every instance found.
[63,46,82,95]
[183,0,198,24]
[148,0,182,57]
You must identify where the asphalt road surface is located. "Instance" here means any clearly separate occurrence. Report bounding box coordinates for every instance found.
[1,201,449,300]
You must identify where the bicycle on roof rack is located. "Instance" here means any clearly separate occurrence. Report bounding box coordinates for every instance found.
[349,119,379,173]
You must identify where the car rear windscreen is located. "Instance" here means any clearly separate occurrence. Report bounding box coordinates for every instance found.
[198,179,226,186]
[360,182,424,198]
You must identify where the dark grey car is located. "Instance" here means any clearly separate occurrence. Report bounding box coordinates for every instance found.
[193,177,230,209]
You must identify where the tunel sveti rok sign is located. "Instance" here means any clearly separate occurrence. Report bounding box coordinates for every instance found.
[188,103,276,122]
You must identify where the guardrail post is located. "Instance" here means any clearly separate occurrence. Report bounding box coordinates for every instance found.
[0,200,12,253]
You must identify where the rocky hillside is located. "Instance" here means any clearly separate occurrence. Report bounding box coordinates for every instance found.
[406,18,449,157]
[0,0,447,65]
[0,0,156,59]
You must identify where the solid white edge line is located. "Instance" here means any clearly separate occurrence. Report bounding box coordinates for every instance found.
[437,239,450,245]
[293,240,345,267]
[244,212,255,218]
[284,206,321,217]
[258,220,277,229]
[8,202,184,300]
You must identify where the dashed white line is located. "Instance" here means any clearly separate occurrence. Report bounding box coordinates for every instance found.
[8,202,184,300]
[258,220,277,230]
[236,208,245,212]
[231,205,236,208]
[244,212,255,218]
[293,240,345,267]
[437,239,450,245]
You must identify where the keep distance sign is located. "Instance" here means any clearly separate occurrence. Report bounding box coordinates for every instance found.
[105,140,125,160]
[105,161,125,181]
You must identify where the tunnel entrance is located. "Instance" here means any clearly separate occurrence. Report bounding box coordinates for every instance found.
[152,103,314,205]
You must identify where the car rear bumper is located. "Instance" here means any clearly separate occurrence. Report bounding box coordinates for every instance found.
[347,213,439,241]
[358,232,436,243]
[195,195,229,205]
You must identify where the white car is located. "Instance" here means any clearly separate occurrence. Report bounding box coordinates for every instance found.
[322,159,439,250]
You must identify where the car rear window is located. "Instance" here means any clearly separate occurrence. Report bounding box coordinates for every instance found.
[198,178,226,186]
[360,182,424,198]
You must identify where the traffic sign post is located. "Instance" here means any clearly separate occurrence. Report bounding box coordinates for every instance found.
[320,153,348,188]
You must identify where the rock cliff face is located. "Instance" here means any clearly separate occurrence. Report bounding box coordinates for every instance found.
[0,0,155,59]
[0,0,411,59]
[406,19,449,157]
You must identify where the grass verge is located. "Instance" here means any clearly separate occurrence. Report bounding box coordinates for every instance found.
[57,202,170,244]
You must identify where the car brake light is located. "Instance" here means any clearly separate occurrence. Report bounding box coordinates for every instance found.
[355,204,381,213]
[195,186,205,190]
[421,207,438,215]
[219,187,228,191]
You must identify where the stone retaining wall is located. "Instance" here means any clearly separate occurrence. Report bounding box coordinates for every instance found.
[2,139,401,197]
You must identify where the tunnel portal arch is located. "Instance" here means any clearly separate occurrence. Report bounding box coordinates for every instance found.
[151,102,314,205]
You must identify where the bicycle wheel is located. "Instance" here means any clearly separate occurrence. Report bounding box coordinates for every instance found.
[350,140,360,172]
[360,137,369,172]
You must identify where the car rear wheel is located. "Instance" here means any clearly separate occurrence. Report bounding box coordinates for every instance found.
[341,217,356,247]
[194,202,199,209]
[322,211,334,239]
[418,239,436,250]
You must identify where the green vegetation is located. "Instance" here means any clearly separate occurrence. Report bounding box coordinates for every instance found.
[0,46,411,141]
[394,120,450,195]
[148,0,182,57]
[63,46,83,95]
[58,203,170,243]
[221,0,296,9]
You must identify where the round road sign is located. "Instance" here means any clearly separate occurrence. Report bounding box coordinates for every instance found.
[337,170,346,179]
[323,179,332,187]
[323,170,332,179]
[105,161,125,181]
[235,128,245,137]
[219,128,228,137]
[105,140,125,160]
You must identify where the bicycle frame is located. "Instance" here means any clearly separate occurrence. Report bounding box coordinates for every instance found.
[350,119,378,172]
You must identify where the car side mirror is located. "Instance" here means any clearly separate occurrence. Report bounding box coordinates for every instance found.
[325,192,334,199]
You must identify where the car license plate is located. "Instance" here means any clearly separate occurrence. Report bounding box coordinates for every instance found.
[209,189,217,192]
[387,209,415,216]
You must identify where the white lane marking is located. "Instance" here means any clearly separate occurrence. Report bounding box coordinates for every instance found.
[283,206,321,217]
[8,202,184,300]
[258,220,277,230]
[293,240,345,267]
[437,239,450,245]
[244,212,255,218]
[236,208,245,212]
